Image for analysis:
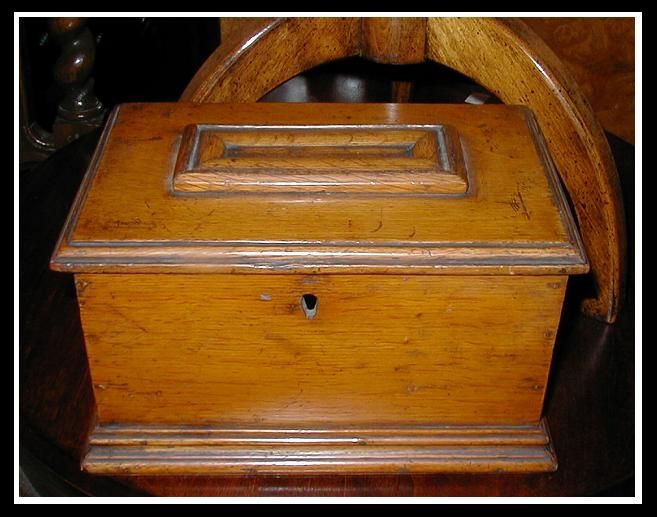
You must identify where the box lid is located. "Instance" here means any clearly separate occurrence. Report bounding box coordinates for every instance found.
[51,103,587,275]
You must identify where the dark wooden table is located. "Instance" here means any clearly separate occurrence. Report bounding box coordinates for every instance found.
[19,124,635,497]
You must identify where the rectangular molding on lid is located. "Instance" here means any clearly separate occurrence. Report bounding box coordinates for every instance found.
[172,124,467,194]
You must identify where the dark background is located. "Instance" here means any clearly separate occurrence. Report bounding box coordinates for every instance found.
[21,18,220,133]
[20,17,503,139]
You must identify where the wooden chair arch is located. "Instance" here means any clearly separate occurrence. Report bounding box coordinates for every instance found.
[181,17,626,323]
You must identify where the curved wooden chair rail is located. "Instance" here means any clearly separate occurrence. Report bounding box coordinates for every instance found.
[181,17,626,323]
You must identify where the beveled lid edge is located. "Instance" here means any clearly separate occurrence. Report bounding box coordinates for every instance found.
[50,104,589,276]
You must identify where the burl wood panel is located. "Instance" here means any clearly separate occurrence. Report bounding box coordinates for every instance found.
[76,274,566,426]
[173,123,467,194]
[181,17,623,323]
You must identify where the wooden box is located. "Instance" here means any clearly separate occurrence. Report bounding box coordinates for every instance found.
[51,103,588,474]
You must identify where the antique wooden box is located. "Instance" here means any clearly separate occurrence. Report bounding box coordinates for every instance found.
[51,103,588,474]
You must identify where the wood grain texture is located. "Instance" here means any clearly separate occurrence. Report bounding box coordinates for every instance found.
[50,103,586,275]
[216,17,635,142]
[219,17,269,43]
[523,17,635,144]
[425,18,625,323]
[49,101,588,476]
[76,273,566,427]
[75,273,564,474]
[181,16,623,323]
[83,421,556,474]
[172,123,468,194]
[23,124,635,494]
[361,18,427,64]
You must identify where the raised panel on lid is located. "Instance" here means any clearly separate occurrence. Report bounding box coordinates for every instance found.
[50,103,587,275]
[173,124,467,194]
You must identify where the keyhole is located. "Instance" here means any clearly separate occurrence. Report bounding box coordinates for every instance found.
[300,294,318,320]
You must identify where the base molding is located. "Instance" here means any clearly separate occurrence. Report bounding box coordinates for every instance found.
[83,419,557,474]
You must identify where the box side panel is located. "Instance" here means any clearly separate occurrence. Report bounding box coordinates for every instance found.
[77,273,566,426]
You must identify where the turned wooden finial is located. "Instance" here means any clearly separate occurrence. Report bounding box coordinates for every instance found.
[49,17,105,146]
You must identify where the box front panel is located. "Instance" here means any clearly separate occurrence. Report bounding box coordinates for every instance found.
[77,274,565,426]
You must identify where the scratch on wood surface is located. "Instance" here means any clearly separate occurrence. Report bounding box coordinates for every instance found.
[516,187,531,220]
[496,184,531,220]
[371,208,384,232]
[107,305,149,333]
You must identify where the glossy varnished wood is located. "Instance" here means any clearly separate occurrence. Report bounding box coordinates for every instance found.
[181,17,625,323]
[49,17,105,148]
[21,129,634,494]
[183,18,361,103]
[425,18,625,323]
[172,123,467,194]
[83,421,556,474]
[218,17,635,143]
[523,17,635,144]
[361,18,426,64]
[48,101,586,475]
[51,103,586,275]
[74,271,565,474]
[77,274,565,427]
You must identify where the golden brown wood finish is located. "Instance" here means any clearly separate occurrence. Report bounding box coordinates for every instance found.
[361,18,427,64]
[524,17,635,144]
[425,18,625,322]
[219,17,269,43]
[51,103,586,275]
[77,274,565,426]
[173,124,467,194]
[76,273,564,474]
[182,18,361,103]
[181,17,623,323]
[25,92,635,494]
[51,102,586,475]
[217,17,635,142]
